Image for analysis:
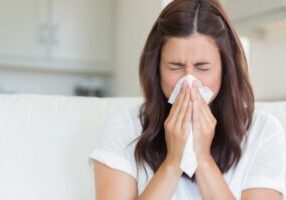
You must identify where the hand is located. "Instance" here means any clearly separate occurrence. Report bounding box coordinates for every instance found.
[164,81,193,169]
[190,83,217,164]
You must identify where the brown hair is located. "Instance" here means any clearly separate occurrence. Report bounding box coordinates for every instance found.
[134,0,254,182]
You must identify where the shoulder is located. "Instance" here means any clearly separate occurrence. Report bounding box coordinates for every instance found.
[122,102,143,132]
[246,109,285,144]
[99,102,143,146]
[89,103,143,181]
[240,109,285,154]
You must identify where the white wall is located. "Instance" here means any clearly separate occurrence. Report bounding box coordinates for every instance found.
[248,24,286,101]
[111,0,162,97]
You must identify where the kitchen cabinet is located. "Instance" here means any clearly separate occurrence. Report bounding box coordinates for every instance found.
[0,0,114,75]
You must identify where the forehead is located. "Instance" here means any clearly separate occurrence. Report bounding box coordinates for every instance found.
[161,33,220,61]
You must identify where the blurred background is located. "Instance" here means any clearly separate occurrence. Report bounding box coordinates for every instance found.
[0,0,285,100]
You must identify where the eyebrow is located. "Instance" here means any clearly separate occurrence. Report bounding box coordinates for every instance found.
[168,61,210,67]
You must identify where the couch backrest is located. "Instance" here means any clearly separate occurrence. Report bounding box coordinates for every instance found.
[0,94,144,200]
[0,94,284,200]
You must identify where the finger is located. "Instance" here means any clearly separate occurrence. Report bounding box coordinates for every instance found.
[193,85,215,124]
[201,103,216,124]
[169,81,185,116]
[191,84,206,106]
[182,100,193,132]
[168,81,188,123]
[192,96,206,131]
[199,104,214,129]
[176,83,191,128]
[191,86,201,116]
[192,89,214,130]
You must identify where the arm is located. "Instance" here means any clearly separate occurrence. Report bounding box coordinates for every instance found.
[191,86,283,200]
[93,160,138,200]
[195,155,283,200]
[195,155,236,200]
[138,159,182,200]
[93,82,195,199]
[241,188,283,200]
[93,158,183,200]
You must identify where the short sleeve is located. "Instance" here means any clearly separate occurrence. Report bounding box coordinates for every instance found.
[89,106,138,180]
[242,115,286,197]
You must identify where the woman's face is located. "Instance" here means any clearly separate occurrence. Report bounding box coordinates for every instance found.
[160,33,222,103]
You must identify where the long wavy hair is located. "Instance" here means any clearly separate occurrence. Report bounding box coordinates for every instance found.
[134,0,254,182]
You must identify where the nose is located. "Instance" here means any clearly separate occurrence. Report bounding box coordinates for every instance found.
[184,65,195,76]
[183,66,201,86]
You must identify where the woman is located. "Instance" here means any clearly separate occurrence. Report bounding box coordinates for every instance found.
[89,0,286,199]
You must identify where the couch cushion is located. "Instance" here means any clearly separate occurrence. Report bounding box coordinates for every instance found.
[0,94,143,200]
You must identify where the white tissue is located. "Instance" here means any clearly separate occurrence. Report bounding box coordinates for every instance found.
[167,75,213,177]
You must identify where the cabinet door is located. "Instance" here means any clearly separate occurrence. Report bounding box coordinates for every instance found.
[51,0,113,64]
[0,0,48,60]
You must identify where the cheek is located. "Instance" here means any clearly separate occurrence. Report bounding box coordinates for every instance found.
[161,71,180,98]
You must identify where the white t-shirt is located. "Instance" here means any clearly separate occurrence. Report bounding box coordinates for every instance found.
[89,103,286,199]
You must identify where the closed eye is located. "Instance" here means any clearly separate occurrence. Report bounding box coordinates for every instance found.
[168,61,210,71]
[197,68,210,71]
[196,65,210,71]
[168,62,184,70]
[194,62,210,71]
[170,62,184,67]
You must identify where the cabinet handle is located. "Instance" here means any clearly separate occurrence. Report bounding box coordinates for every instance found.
[38,23,49,46]
[51,24,60,46]
[38,23,59,47]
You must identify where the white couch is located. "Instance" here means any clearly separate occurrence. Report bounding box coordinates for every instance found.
[0,94,285,200]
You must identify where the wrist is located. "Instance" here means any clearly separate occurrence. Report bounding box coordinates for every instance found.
[197,154,213,166]
[162,157,183,177]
